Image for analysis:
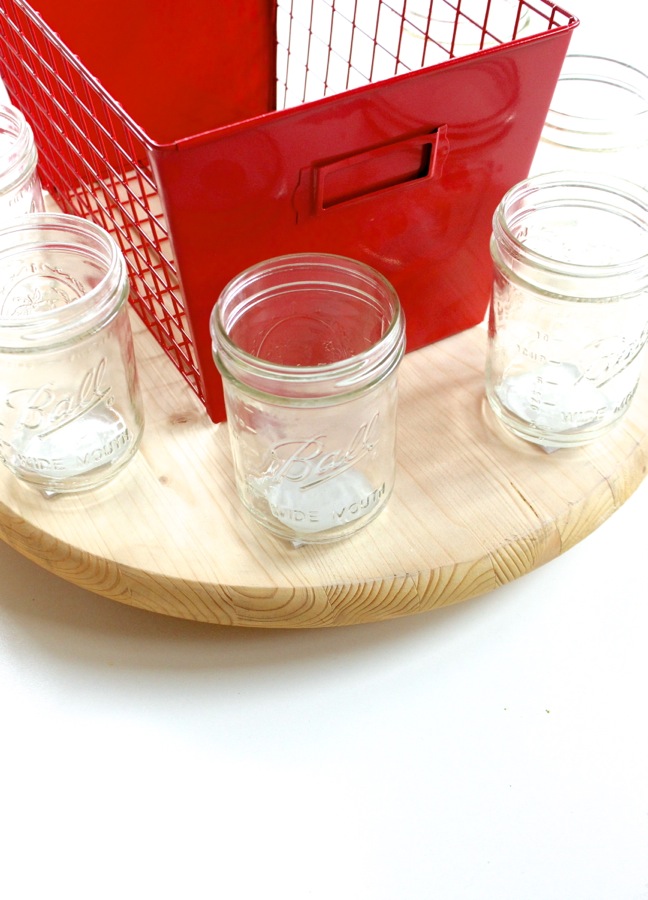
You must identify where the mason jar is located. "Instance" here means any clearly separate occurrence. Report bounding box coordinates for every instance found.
[0,213,145,494]
[0,103,45,224]
[531,55,648,187]
[486,172,648,449]
[210,253,406,545]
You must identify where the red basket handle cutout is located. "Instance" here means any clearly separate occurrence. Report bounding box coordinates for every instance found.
[294,126,449,222]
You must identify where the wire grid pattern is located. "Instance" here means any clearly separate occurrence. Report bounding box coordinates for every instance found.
[0,0,202,400]
[0,0,572,407]
[275,0,567,107]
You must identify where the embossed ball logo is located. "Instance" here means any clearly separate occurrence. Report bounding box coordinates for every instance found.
[0,262,85,318]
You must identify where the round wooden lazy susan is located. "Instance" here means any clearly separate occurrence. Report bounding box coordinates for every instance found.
[1,316,647,628]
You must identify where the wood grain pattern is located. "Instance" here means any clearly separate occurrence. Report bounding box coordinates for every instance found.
[1,316,647,628]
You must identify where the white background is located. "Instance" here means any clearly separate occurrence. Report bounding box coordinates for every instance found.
[1,1,647,898]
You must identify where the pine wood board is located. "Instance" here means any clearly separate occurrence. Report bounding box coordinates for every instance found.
[1,316,647,628]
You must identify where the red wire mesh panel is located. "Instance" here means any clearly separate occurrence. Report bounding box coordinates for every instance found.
[276,0,555,104]
[0,0,578,420]
[0,0,202,400]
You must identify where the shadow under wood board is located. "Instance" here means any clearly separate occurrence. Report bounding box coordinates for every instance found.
[1,317,647,628]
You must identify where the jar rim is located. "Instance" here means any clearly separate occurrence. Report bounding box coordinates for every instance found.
[493,171,648,283]
[211,252,405,394]
[543,54,648,141]
[0,212,128,348]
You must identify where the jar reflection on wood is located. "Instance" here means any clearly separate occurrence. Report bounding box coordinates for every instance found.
[211,253,406,545]
[531,55,648,187]
[0,213,145,494]
[0,103,45,224]
[486,172,648,449]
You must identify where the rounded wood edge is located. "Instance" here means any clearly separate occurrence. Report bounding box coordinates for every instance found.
[2,322,648,628]
[1,439,645,628]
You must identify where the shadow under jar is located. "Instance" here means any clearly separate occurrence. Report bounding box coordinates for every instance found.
[0,213,145,494]
[486,172,648,449]
[211,253,406,545]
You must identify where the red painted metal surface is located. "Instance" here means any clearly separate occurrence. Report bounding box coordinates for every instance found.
[0,1,578,421]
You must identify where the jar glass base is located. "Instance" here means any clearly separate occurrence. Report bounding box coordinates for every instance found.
[239,474,393,545]
[485,389,623,449]
[3,416,143,495]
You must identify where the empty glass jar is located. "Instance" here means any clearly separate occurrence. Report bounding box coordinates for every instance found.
[532,55,648,186]
[0,103,45,224]
[0,213,145,493]
[486,172,648,449]
[211,253,406,544]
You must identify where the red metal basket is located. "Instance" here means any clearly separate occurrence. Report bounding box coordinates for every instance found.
[0,0,577,421]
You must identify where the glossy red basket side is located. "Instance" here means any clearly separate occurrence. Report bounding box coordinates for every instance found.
[0,0,578,422]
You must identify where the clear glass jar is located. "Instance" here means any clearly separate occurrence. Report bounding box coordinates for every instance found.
[486,172,648,449]
[210,253,406,545]
[0,213,145,493]
[531,55,648,186]
[0,103,45,224]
